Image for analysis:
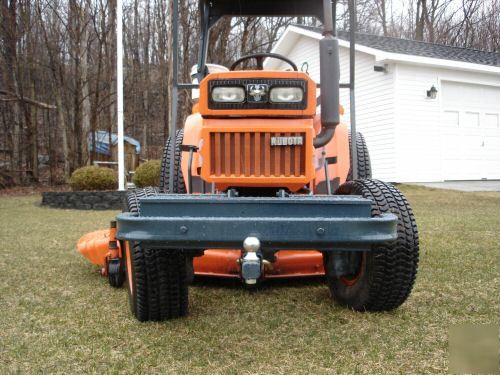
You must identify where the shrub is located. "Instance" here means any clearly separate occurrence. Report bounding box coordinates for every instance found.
[69,166,117,191]
[133,160,161,188]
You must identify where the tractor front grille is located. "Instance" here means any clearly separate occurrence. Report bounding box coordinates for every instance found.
[209,131,307,178]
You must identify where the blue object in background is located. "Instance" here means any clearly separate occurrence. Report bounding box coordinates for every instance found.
[87,131,141,156]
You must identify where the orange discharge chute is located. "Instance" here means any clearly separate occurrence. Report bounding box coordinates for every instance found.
[77,230,325,279]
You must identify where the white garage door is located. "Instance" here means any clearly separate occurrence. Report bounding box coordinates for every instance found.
[441,81,500,180]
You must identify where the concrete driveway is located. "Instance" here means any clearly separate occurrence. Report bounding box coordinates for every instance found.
[411,181,500,192]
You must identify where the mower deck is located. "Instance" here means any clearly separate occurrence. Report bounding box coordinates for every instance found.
[115,194,397,251]
[193,249,325,278]
[77,231,326,278]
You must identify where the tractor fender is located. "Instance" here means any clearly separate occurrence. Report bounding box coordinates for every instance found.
[314,117,350,193]
[181,113,204,184]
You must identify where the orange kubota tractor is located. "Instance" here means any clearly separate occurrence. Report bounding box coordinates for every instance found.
[78,0,419,322]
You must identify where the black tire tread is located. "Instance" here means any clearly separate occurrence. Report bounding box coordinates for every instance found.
[332,179,419,311]
[108,260,125,288]
[125,188,188,321]
[347,132,372,180]
[159,130,186,193]
[126,187,159,215]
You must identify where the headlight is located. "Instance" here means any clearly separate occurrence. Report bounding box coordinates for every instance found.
[270,87,304,103]
[211,86,245,103]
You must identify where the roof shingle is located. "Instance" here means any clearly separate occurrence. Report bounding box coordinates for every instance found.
[296,25,500,67]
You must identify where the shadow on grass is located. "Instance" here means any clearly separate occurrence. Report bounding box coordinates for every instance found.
[192,275,326,290]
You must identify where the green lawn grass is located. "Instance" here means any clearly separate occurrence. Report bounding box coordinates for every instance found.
[0,186,498,373]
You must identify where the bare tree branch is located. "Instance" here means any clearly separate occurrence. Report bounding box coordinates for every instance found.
[0,89,56,109]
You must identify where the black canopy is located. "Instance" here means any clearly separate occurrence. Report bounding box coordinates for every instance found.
[201,0,326,28]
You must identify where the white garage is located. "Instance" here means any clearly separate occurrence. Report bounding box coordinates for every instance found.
[267,25,500,182]
[441,81,500,180]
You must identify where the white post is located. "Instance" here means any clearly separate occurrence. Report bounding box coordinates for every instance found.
[116,0,125,190]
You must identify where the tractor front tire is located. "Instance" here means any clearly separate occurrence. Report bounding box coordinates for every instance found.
[124,188,189,321]
[326,179,419,311]
[347,132,372,181]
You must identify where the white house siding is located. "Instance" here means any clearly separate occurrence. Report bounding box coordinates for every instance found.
[274,35,321,80]
[338,48,396,181]
[394,63,500,182]
[273,35,397,181]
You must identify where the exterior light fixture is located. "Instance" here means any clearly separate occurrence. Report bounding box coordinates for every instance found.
[427,85,438,99]
[373,61,386,72]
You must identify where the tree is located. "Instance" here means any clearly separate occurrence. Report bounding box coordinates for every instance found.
[0,0,498,186]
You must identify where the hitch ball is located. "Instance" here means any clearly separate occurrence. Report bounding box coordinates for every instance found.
[243,237,261,252]
[241,237,262,285]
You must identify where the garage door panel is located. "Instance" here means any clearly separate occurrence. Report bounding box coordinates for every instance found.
[463,136,483,159]
[463,112,480,128]
[482,86,500,107]
[484,114,499,129]
[483,129,500,178]
[443,110,459,127]
[442,160,481,180]
[483,161,500,179]
[443,134,461,158]
[484,135,500,158]
[442,81,500,109]
[441,81,500,181]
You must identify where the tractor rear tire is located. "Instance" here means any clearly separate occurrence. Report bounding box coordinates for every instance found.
[158,130,197,282]
[347,132,372,180]
[124,188,189,321]
[159,129,186,193]
[326,179,419,311]
[125,186,159,214]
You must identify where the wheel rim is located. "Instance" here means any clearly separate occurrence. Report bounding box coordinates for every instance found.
[339,252,364,286]
[125,242,134,294]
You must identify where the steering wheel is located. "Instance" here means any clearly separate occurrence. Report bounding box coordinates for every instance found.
[230,53,298,71]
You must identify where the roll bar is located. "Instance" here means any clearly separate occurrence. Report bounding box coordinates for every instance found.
[168,0,360,190]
